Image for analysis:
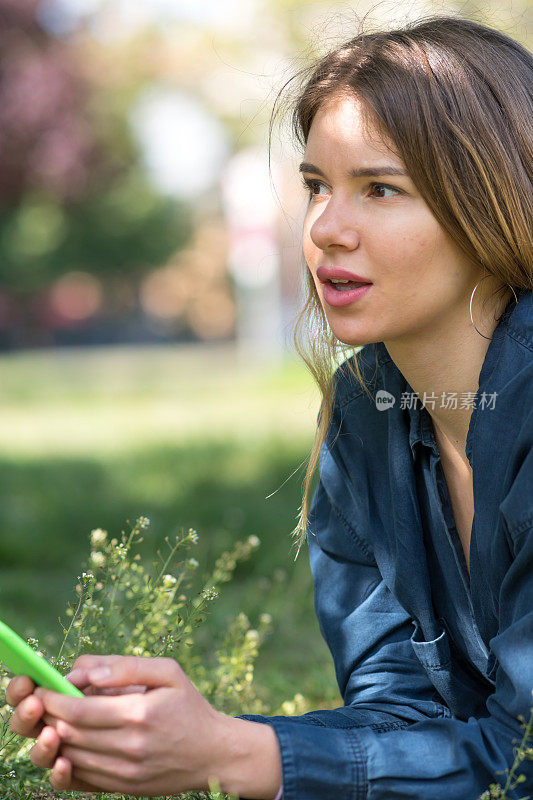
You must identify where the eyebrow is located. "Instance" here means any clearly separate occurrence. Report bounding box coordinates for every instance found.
[299,161,408,178]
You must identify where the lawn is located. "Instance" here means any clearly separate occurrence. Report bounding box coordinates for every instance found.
[0,342,341,710]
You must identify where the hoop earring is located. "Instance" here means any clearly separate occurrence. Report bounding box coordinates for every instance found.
[469,275,518,340]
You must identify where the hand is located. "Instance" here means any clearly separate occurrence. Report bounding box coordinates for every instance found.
[6,659,149,792]
[27,654,233,796]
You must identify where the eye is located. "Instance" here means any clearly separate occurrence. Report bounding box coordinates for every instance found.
[367,182,403,199]
[300,176,404,202]
[300,176,329,200]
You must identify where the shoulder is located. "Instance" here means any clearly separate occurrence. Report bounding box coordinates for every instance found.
[474,292,533,537]
[477,291,533,418]
[492,290,533,389]
[505,289,533,356]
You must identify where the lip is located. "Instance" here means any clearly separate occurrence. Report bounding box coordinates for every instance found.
[322,282,372,308]
[316,266,372,284]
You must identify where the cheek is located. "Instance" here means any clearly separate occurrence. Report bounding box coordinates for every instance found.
[379,227,443,278]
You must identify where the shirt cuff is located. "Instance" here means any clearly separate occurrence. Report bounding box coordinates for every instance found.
[261,718,367,800]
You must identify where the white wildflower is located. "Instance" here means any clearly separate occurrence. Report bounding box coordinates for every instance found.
[115,544,127,561]
[90,551,105,568]
[90,528,107,546]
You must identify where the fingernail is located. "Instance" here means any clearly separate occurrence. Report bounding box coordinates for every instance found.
[88,667,111,682]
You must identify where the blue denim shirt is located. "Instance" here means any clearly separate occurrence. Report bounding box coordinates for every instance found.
[237,289,533,800]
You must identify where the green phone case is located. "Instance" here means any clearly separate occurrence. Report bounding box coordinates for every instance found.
[0,619,84,697]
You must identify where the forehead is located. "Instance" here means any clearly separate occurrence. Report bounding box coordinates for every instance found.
[304,93,400,163]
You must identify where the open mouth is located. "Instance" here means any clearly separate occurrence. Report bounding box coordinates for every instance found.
[329,280,371,291]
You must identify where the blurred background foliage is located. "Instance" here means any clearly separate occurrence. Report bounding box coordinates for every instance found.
[0,0,531,710]
[1,0,531,349]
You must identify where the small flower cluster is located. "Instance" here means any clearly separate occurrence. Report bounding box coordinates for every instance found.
[207,610,274,718]
[208,535,262,586]
[188,528,200,544]
[114,542,128,561]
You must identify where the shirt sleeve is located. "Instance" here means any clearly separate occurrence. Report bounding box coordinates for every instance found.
[236,442,533,799]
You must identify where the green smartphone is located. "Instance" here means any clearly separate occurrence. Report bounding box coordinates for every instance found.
[0,619,84,697]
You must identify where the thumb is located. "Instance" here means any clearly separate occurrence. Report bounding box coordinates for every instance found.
[86,655,184,690]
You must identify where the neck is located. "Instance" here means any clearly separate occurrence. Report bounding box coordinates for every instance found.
[383,281,511,465]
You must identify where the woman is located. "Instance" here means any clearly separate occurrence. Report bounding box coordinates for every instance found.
[6,14,533,800]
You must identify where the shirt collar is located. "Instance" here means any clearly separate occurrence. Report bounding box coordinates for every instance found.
[373,290,532,464]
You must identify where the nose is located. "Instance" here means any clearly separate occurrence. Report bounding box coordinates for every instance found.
[309,195,360,252]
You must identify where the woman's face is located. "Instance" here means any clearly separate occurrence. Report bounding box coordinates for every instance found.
[301,94,484,348]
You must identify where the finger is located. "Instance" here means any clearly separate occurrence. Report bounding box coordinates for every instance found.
[62,661,120,693]
[9,695,45,738]
[49,756,99,792]
[52,751,136,795]
[58,766,129,794]
[5,675,36,707]
[83,655,184,691]
[41,715,132,758]
[83,683,148,696]
[65,664,119,692]
[70,653,121,673]
[30,725,61,769]
[63,668,90,690]
[34,686,144,729]
[66,654,149,688]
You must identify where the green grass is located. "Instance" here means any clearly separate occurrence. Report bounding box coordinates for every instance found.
[0,343,341,710]
[0,343,318,455]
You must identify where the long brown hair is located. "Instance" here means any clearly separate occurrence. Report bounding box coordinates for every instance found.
[270,14,533,556]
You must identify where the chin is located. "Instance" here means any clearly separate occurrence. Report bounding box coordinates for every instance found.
[336,335,380,348]
[329,323,381,349]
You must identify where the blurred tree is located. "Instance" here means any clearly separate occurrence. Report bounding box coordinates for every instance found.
[0,0,94,206]
[0,0,529,347]
[0,0,192,298]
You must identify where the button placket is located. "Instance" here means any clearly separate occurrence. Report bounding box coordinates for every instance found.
[430,454,490,665]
